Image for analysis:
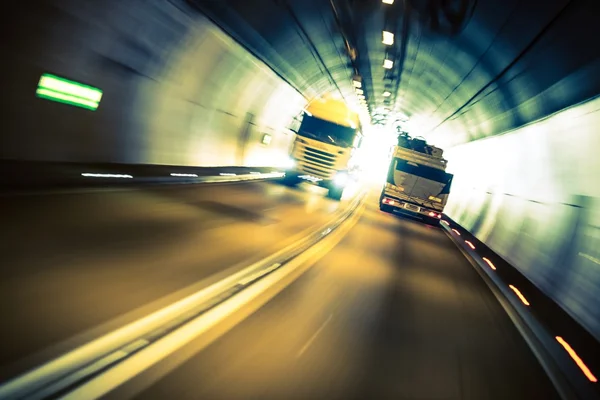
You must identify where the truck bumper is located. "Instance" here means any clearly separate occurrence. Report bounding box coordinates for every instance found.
[379,195,442,224]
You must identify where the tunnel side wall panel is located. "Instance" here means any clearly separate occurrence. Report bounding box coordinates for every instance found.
[425,0,600,148]
[0,0,303,167]
[444,95,600,341]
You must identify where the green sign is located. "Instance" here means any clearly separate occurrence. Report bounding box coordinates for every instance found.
[36,73,103,111]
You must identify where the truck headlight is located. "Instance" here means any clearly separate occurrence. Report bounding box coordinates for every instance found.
[283,157,296,169]
[333,172,348,187]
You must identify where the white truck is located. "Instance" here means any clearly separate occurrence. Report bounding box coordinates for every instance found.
[379,134,453,225]
[281,98,362,200]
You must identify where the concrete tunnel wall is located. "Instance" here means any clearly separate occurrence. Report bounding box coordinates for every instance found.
[2,0,305,167]
[444,96,600,341]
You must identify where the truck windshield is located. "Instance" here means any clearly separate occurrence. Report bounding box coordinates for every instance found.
[394,159,453,186]
[298,115,357,148]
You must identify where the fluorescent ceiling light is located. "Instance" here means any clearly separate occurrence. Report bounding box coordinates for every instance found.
[355,88,364,94]
[383,59,394,69]
[382,0,394,4]
[352,80,362,88]
[382,31,394,45]
[383,91,391,97]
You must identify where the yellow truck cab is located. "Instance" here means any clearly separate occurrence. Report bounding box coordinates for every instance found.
[282,97,362,200]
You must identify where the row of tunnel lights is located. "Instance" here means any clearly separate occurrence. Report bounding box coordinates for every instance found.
[351,0,396,123]
[442,220,598,384]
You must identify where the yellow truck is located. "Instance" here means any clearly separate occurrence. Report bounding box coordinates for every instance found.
[282,97,362,200]
[379,134,453,225]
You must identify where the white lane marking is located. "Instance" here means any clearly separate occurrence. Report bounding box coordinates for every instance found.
[237,263,281,286]
[32,351,128,400]
[81,173,133,179]
[296,314,333,358]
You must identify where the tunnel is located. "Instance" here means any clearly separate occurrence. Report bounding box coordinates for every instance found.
[1,0,600,399]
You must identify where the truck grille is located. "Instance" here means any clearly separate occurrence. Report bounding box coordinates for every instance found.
[296,145,338,179]
[303,154,335,167]
[304,147,335,159]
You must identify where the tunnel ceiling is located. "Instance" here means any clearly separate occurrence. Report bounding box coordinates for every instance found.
[192,0,600,147]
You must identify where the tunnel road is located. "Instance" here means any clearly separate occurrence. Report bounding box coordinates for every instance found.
[104,191,561,400]
[0,181,352,382]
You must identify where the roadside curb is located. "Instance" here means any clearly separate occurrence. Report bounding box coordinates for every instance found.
[441,218,599,400]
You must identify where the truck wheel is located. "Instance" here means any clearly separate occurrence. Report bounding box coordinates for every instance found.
[379,203,392,213]
[280,172,300,187]
[327,186,343,201]
[425,217,440,226]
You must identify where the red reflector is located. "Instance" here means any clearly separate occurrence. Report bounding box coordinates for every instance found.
[482,257,496,270]
[555,336,598,382]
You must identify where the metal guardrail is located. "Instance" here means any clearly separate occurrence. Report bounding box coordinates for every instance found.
[441,219,599,400]
[0,191,365,400]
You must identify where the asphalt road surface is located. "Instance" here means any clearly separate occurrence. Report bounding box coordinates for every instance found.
[115,192,560,400]
[0,181,348,380]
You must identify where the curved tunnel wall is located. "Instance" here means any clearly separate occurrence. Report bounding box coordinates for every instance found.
[2,0,305,167]
[444,95,600,341]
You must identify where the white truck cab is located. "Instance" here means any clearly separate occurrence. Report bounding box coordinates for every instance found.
[380,135,453,225]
